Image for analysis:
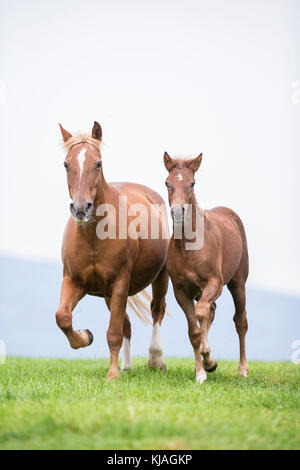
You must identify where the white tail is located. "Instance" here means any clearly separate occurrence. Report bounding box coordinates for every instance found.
[127,289,171,324]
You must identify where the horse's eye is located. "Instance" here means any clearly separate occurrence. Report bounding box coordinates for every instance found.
[190,182,195,188]
[64,161,70,171]
[95,161,102,170]
[165,181,170,188]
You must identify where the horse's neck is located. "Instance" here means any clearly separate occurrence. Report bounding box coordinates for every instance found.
[94,174,118,207]
[78,175,118,242]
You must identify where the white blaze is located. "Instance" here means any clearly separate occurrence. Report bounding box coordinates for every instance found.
[77,148,86,177]
[177,174,183,181]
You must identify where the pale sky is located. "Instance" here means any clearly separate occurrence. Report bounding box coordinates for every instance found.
[0,0,299,295]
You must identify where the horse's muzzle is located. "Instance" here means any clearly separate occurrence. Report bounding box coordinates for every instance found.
[70,201,94,223]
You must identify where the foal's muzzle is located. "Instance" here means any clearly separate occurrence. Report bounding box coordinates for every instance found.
[70,201,94,223]
[170,205,185,224]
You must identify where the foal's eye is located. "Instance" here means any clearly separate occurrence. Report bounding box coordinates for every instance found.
[95,161,102,170]
[165,181,170,188]
[190,182,195,188]
[64,162,70,171]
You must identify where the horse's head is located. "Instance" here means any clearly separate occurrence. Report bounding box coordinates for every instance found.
[164,152,202,223]
[59,121,103,224]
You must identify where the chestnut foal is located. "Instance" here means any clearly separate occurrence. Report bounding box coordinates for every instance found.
[164,152,249,384]
[56,122,169,380]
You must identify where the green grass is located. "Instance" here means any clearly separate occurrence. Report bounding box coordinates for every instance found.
[0,357,299,450]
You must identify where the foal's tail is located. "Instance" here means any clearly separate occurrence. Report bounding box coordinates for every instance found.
[127,290,153,324]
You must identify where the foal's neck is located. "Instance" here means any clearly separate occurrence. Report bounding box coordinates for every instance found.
[173,196,204,250]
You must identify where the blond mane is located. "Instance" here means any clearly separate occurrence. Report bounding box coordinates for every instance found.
[63,133,101,152]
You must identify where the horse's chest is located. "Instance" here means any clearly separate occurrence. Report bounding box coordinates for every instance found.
[67,255,117,296]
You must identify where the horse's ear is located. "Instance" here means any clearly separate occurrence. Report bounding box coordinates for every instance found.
[164,151,174,172]
[59,123,72,142]
[92,121,102,141]
[185,153,202,173]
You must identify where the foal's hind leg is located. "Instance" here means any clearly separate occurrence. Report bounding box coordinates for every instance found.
[227,280,249,377]
[56,277,93,349]
[148,265,169,371]
[105,298,132,370]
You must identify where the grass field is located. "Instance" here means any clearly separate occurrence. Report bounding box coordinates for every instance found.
[0,357,299,450]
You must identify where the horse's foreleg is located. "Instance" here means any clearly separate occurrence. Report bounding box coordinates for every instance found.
[174,287,207,384]
[195,278,222,372]
[106,282,128,380]
[56,277,93,349]
[148,266,169,371]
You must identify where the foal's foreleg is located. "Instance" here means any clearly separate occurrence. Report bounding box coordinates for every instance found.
[106,282,128,380]
[174,287,207,384]
[195,278,222,371]
[148,266,169,371]
[56,277,93,349]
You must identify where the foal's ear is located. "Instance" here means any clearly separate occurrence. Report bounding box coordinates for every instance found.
[59,123,73,142]
[92,121,102,141]
[164,151,175,172]
[185,154,202,173]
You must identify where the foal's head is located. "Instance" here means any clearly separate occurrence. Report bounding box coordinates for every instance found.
[59,121,103,224]
[164,152,202,223]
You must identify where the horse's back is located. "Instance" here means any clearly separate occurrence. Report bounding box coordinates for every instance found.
[110,182,169,293]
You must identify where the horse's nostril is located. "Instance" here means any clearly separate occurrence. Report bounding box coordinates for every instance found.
[84,202,93,214]
[70,202,77,216]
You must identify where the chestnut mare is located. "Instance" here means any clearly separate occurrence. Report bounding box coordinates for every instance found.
[56,122,169,380]
[164,152,249,384]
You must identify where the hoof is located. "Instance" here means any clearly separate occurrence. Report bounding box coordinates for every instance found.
[72,329,93,349]
[205,361,218,373]
[86,329,93,345]
[196,370,207,384]
[107,370,119,381]
[77,329,93,346]
[148,359,166,372]
[238,362,249,377]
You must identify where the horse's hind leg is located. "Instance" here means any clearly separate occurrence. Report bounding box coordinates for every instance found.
[148,265,169,371]
[105,298,132,370]
[121,313,132,370]
[56,277,93,349]
[227,280,249,377]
